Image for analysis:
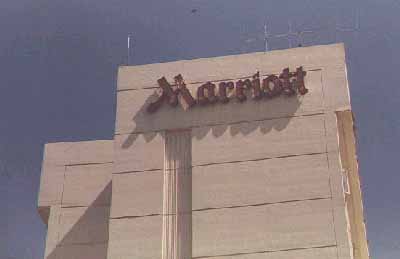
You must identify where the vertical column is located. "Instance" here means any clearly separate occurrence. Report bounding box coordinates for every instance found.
[163,130,192,259]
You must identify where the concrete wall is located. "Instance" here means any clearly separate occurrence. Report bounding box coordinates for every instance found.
[38,43,369,259]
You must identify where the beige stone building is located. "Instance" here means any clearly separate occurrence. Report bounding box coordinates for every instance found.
[37,43,369,259]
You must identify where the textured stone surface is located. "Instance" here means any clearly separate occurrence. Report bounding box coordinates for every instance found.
[108,216,163,259]
[111,170,163,218]
[192,199,335,258]
[114,132,164,173]
[56,244,108,259]
[200,246,337,259]
[42,140,113,166]
[327,150,352,259]
[192,114,326,166]
[58,206,110,245]
[38,164,65,209]
[43,206,61,259]
[62,163,112,207]
[193,153,331,210]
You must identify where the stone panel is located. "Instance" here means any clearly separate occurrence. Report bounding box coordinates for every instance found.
[111,170,163,218]
[192,199,335,258]
[58,206,109,245]
[62,163,112,207]
[43,206,61,259]
[56,243,108,259]
[324,112,340,153]
[42,140,113,166]
[114,132,164,173]
[193,153,331,210]
[192,114,326,166]
[43,142,70,166]
[322,63,351,111]
[327,150,352,259]
[107,216,162,259]
[38,164,65,209]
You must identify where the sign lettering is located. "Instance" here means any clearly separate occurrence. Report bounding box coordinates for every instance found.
[147,66,308,113]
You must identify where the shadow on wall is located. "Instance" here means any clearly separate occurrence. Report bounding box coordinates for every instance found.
[47,183,112,259]
[122,90,302,148]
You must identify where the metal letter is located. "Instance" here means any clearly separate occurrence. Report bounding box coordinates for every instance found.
[218,81,234,103]
[147,75,196,113]
[235,80,247,102]
[249,72,263,100]
[279,68,296,96]
[197,82,217,105]
[147,77,178,113]
[262,74,282,98]
[174,74,196,110]
[294,66,308,95]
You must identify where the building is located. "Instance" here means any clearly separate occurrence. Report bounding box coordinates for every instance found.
[37,43,369,259]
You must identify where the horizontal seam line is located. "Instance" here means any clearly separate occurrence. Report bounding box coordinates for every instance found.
[193,244,336,259]
[196,151,327,168]
[193,197,331,212]
[65,161,113,167]
[112,151,327,175]
[114,111,325,136]
[57,241,108,247]
[60,204,110,209]
[113,168,162,175]
[117,68,323,92]
[109,196,331,219]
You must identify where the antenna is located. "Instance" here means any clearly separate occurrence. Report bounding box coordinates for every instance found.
[355,8,360,31]
[264,22,269,52]
[127,35,132,65]
[288,20,293,48]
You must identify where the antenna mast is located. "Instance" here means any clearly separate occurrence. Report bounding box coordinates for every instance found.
[127,35,132,65]
[264,23,269,52]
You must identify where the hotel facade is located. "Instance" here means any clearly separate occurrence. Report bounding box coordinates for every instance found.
[37,43,369,259]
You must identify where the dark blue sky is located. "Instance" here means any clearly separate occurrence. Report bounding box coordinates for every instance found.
[2,0,399,258]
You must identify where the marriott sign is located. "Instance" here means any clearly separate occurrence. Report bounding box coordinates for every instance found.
[147,66,308,113]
